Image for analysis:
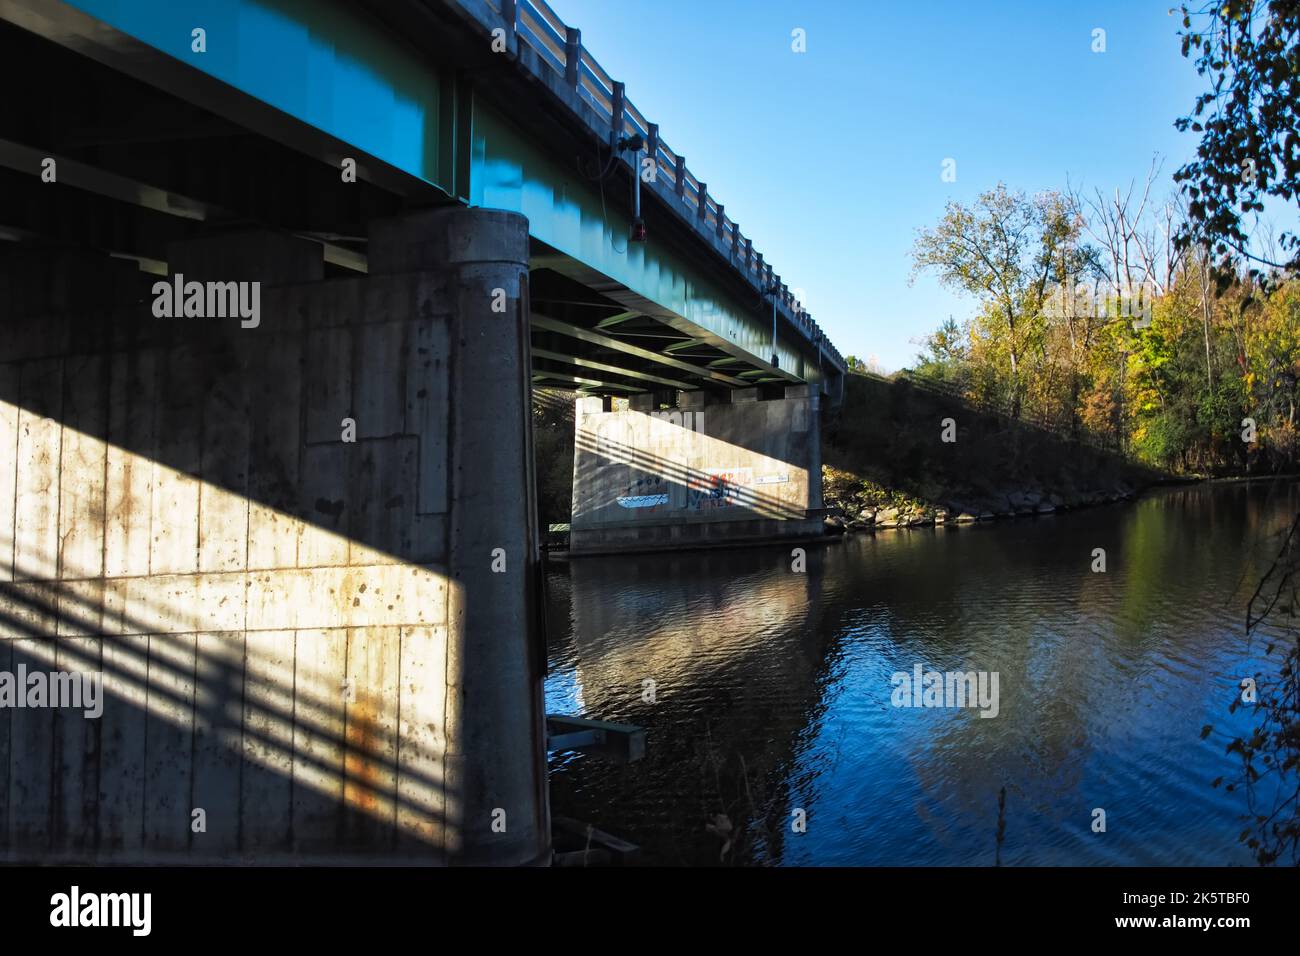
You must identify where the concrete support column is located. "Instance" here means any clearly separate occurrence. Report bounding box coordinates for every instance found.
[369,207,547,865]
[2,215,547,865]
[787,385,824,511]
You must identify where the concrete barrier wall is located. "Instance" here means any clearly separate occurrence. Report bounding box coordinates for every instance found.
[0,209,547,864]
[569,388,823,554]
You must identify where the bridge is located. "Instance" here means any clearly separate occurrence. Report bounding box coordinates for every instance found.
[0,0,846,866]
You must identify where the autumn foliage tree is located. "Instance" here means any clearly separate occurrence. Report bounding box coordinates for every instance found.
[1174,0,1300,282]
[910,185,1091,420]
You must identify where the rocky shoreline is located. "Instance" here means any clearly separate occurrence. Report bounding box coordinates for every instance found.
[823,474,1143,534]
[816,371,1183,538]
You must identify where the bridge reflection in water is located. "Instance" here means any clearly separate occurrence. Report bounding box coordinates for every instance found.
[545,481,1298,866]
[546,545,836,866]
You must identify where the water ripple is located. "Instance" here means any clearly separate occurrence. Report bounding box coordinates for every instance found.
[546,480,1299,865]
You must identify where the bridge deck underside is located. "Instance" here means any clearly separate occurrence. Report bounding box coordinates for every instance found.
[0,12,825,402]
[528,258,788,399]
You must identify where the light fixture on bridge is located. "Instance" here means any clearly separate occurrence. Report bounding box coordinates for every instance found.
[764,282,782,370]
[619,133,648,244]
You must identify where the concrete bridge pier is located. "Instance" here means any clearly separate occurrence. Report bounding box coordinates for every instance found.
[371,207,550,865]
[568,385,825,554]
[0,207,548,865]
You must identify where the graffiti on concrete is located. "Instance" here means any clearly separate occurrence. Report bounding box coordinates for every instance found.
[687,468,752,510]
[616,475,669,509]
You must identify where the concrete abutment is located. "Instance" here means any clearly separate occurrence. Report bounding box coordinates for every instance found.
[568,385,825,555]
[0,207,548,865]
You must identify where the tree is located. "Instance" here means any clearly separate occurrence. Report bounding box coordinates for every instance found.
[1206,512,1300,865]
[1174,0,1300,281]
[912,316,968,388]
[911,185,1088,418]
[1070,156,1186,295]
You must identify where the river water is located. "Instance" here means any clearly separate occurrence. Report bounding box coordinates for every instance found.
[544,479,1299,866]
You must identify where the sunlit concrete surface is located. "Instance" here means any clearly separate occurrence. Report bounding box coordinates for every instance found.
[569,389,824,554]
[0,209,547,865]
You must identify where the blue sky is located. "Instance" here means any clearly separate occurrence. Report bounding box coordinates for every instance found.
[549,0,1210,371]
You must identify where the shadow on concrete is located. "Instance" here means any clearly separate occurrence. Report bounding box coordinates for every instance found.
[0,546,450,861]
[574,426,810,523]
[0,246,460,862]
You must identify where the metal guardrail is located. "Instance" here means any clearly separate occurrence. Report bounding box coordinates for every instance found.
[484,0,844,372]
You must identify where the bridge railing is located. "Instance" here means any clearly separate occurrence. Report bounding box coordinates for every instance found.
[485,0,845,373]
[655,140,677,187]
[517,0,566,73]
[623,100,649,145]
[578,48,615,117]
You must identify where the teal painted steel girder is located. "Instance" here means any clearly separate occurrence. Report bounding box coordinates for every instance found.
[57,0,452,191]
[476,102,808,385]
[44,0,842,388]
